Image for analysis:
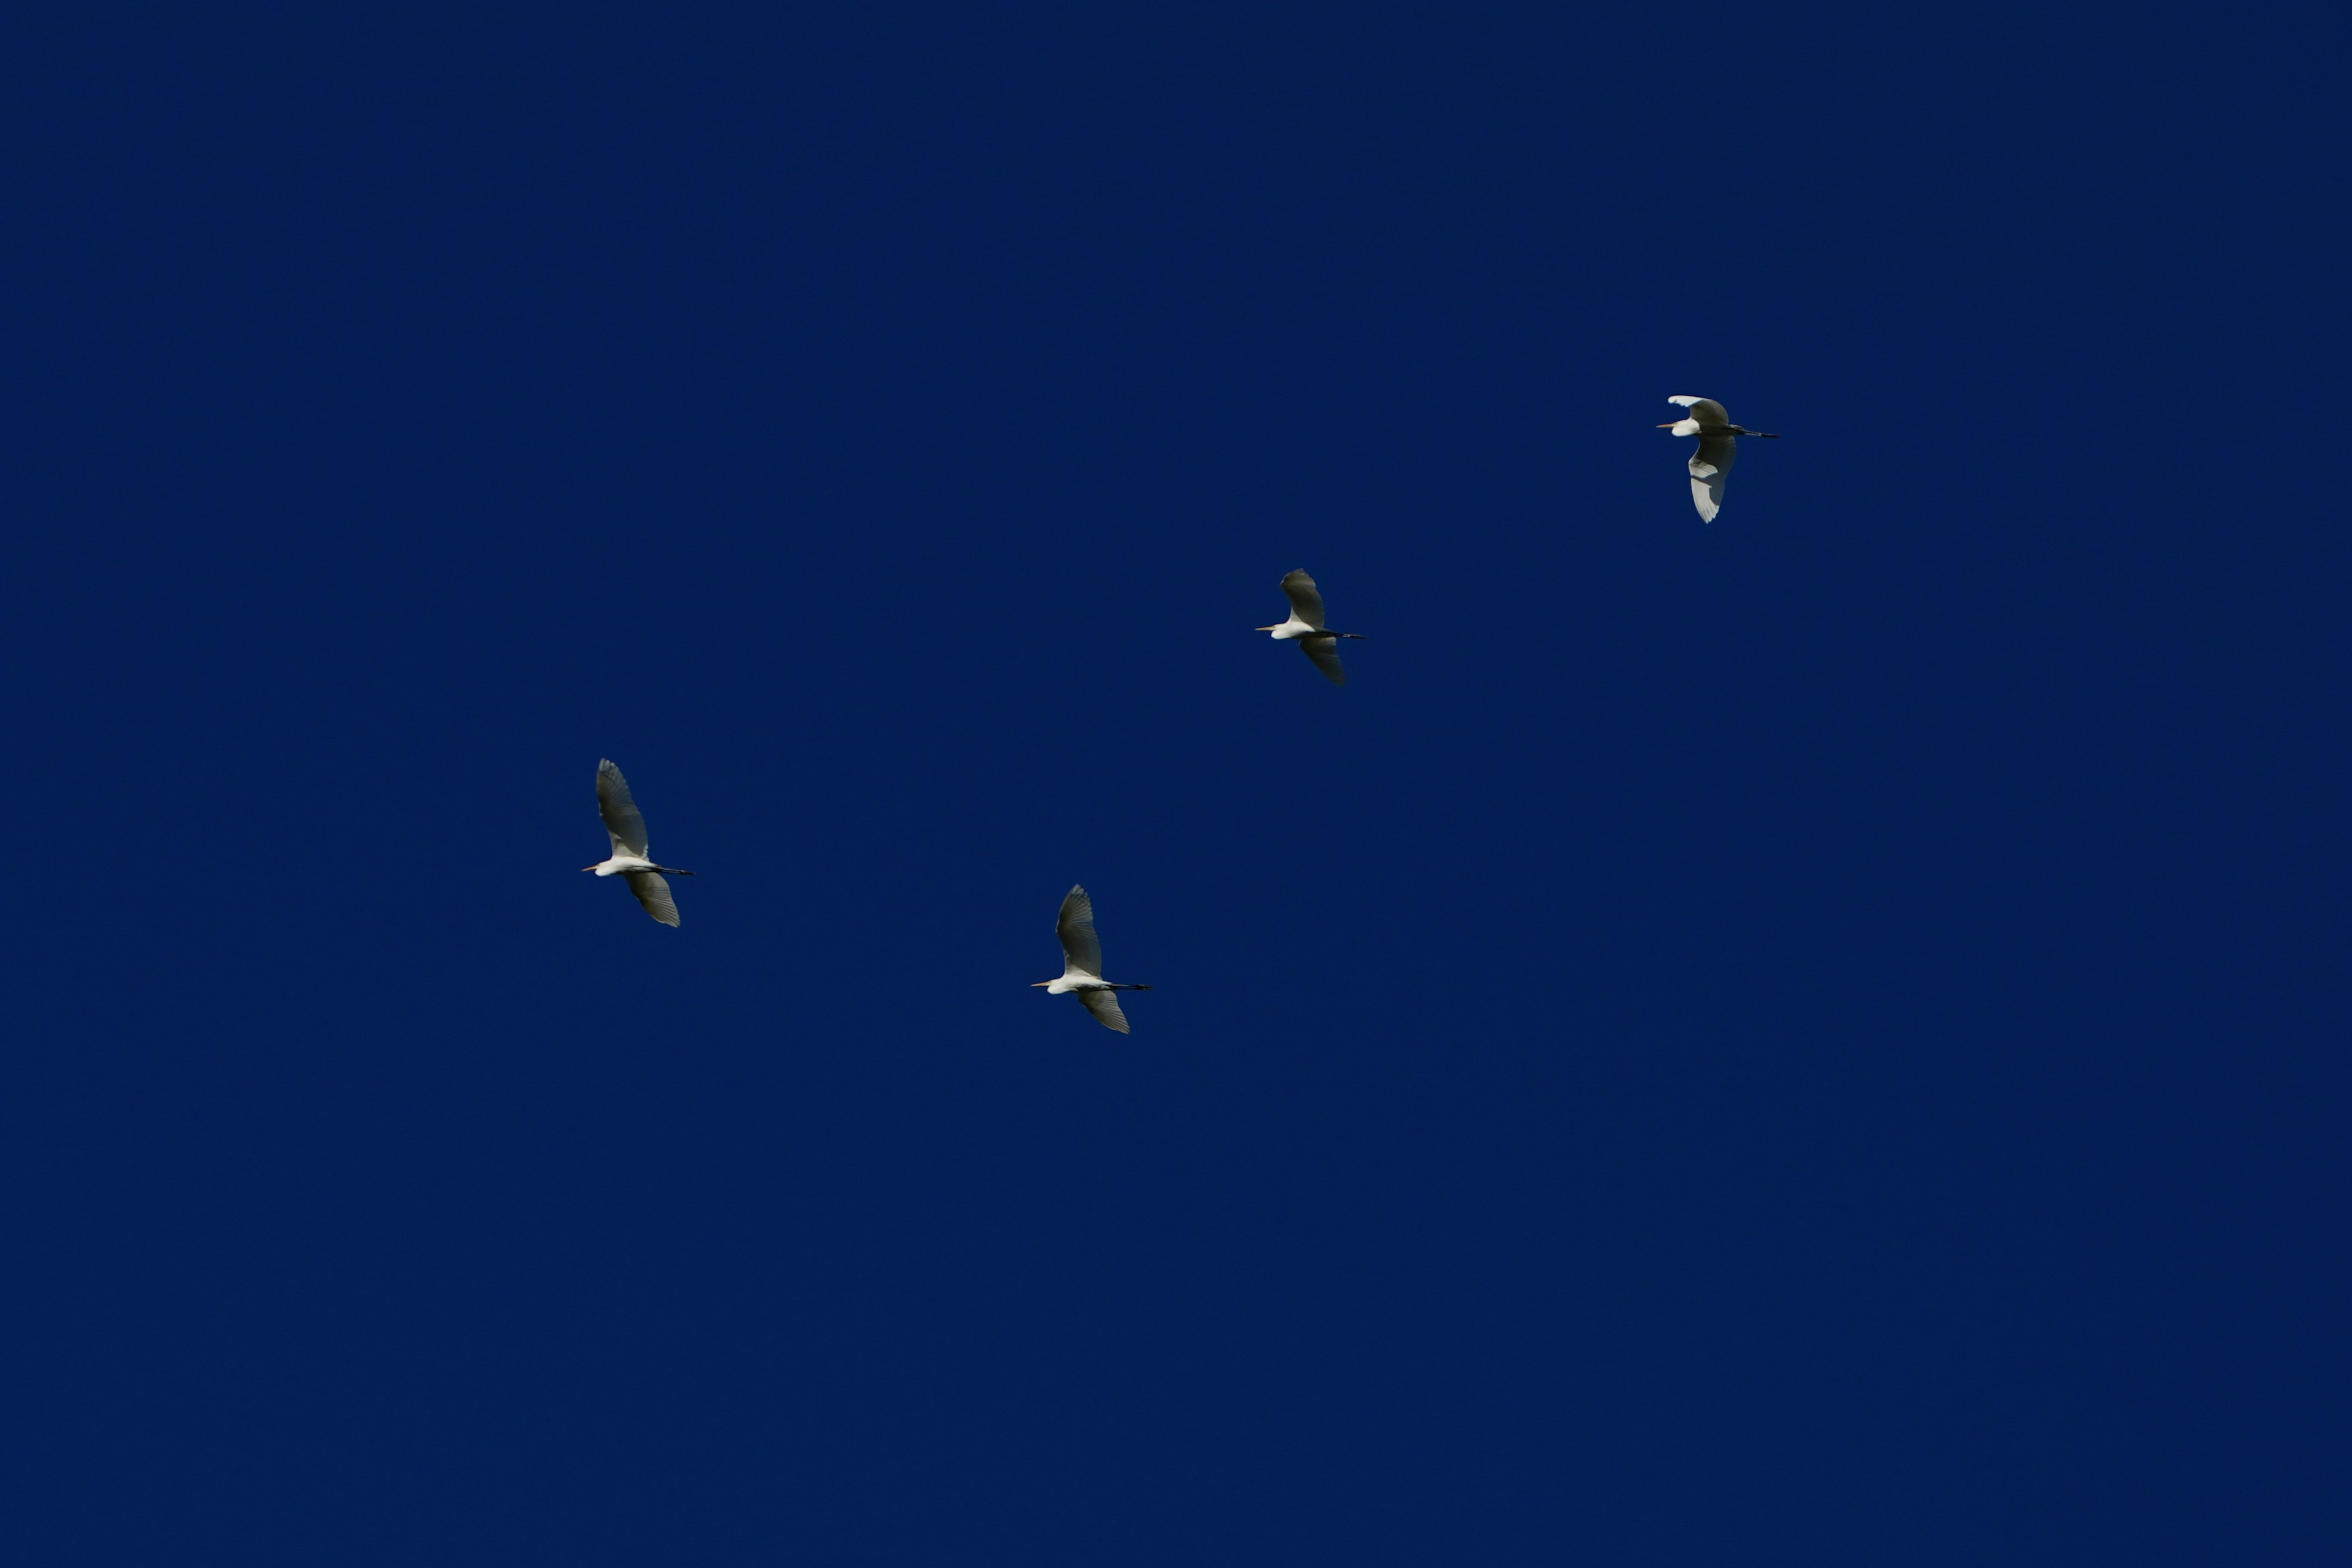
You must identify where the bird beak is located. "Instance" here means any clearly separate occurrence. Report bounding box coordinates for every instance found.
[1030,982,1051,987]
[1656,421,1678,428]
[1256,624,1279,631]
[581,865,598,872]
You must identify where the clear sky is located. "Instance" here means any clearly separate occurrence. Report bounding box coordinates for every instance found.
[4,2,2347,1562]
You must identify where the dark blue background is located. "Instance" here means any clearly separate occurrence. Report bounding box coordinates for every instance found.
[4,3,2346,1561]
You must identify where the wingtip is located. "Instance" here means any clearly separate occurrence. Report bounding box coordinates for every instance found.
[1667,394,1702,405]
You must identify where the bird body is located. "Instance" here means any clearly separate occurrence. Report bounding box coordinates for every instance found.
[586,758,694,926]
[1258,568,1365,685]
[1034,884,1151,1032]
[1658,394,1777,522]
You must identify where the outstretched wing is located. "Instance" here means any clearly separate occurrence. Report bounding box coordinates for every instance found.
[1079,989,1131,1033]
[597,758,652,858]
[1056,884,1104,978]
[625,870,680,927]
[1668,394,1730,426]
[1687,435,1737,522]
[1278,569,1327,630]
[1300,637,1348,685]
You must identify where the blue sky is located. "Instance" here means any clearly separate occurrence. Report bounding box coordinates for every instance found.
[2,3,2347,1562]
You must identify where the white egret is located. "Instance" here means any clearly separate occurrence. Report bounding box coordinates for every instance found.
[1033,884,1152,1033]
[1659,394,1778,522]
[584,758,694,927]
[1257,568,1365,686]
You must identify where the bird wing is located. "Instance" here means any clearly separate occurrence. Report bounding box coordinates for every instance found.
[596,758,652,858]
[625,870,680,927]
[1687,434,1736,522]
[1668,394,1730,426]
[1278,569,1327,630]
[1079,989,1131,1033]
[1300,638,1348,685]
[1056,884,1104,978]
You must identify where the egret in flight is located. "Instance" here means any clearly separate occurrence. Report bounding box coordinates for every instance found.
[1034,884,1152,1033]
[1258,568,1365,685]
[1659,394,1778,522]
[585,758,694,926]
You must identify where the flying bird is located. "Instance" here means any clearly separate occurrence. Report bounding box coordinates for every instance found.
[1659,395,1778,522]
[1033,884,1152,1033]
[584,758,695,926]
[1258,568,1365,685]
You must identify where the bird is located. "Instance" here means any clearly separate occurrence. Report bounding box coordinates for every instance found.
[584,758,695,927]
[1258,568,1365,685]
[1033,884,1152,1033]
[1658,395,1778,522]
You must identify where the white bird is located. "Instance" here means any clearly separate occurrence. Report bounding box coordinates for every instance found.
[1033,884,1152,1033]
[1658,395,1778,522]
[1257,568,1365,686]
[584,758,695,927]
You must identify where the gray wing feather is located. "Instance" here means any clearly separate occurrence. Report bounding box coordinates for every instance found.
[1688,434,1736,522]
[596,758,652,857]
[1279,569,1327,630]
[625,870,680,927]
[1079,989,1131,1033]
[1300,638,1348,685]
[1056,884,1104,977]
